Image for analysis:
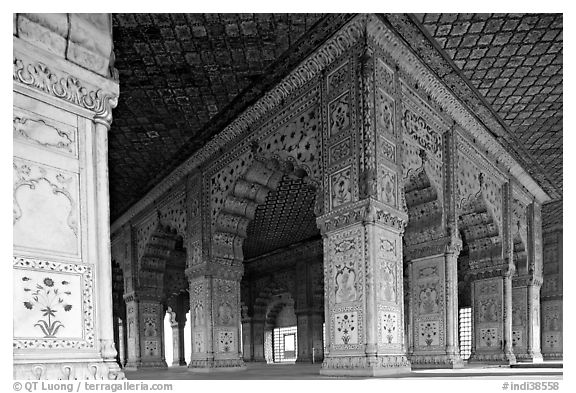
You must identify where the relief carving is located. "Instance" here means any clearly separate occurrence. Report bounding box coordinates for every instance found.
[401,107,442,157]
[13,115,76,155]
[330,167,352,209]
[329,92,352,137]
[333,238,360,303]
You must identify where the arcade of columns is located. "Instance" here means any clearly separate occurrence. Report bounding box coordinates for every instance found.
[13,14,562,379]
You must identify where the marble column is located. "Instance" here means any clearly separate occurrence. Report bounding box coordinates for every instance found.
[13,13,124,379]
[541,226,562,360]
[123,292,167,369]
[241,317,253,361]
[296,312,324,363]
[251,319,267,362]
[318,201,411,376]
[168,303,187,366]
[117,318,126,367]
[186,261,246,371]
[407,242,464,368]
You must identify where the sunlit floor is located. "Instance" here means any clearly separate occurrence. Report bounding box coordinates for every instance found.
[124,361,563,380]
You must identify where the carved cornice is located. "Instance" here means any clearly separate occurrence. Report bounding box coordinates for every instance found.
[317,198,407,234]
[111,14,367,233]
[512,274,544,288]
[122,290,164,303]
[13,37,119,128]
[467,259,515,280]
[405,235,461,261]
[367,14,549,203]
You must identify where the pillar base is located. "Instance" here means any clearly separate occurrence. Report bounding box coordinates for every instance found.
[468,352,516,365]
[172,360,187,366]
[409,353,464,369]
[14,360,126,380]
[124,359,167,370]
[542,352,563,361]
[319,355,411,377]
[188,358,247,372]
[515,351,544,363]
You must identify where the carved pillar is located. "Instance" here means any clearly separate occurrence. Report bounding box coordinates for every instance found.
[407,244,464,368]
[405,128,463,368]
[123,292,167,369]
[468,182,516,365]
[317,32,411,376]
[117,318,126,367]
[185,171,246,372]
[13,14,124,379]
[541,223,562,360]
[295,259,324,363]
[511,201,544,362]
[186,263,246,371]
[251,318,266,362]
[241,317,253,361]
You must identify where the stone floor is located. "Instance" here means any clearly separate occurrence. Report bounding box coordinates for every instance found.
[125,362,563,380]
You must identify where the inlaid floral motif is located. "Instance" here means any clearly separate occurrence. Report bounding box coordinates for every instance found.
[480,328,498,347]
[21,276,73,338]
[379,312,397,344]
[335,312,357,344]
[419,321,439,346]
[219,331,234,352]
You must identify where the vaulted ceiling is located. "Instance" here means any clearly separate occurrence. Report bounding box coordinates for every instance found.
[108,13,563,235]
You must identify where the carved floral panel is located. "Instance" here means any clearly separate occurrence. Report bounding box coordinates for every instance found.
[327,62,350,97]
[331,234,362,304]
[330,167,352,209]
[328,92,352,137]
[379,164,397,207]
[376,88,395,137]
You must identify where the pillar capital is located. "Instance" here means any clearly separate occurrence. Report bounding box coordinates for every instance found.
[185,257,244,281]
[317,199,407,235]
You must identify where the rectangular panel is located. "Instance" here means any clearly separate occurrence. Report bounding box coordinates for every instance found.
[13,157,81,258]
[13,256,95,350]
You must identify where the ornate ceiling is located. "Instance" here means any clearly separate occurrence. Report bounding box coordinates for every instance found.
[413,13,562,200]
[109,13,351,219]
[243,176,319,259]
[108,13,562,233]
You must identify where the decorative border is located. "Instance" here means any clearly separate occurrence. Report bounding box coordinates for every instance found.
[13,58,117,127]
[13,256,95,350]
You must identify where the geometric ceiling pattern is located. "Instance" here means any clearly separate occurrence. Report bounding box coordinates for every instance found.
[244,176,319,259]
[414,13,563,201]
[108,13,562,225]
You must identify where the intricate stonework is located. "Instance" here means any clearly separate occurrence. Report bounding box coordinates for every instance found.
[13,57,118,126]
